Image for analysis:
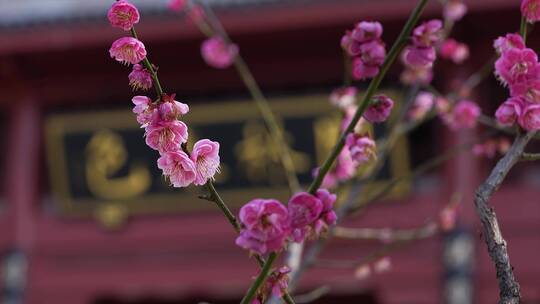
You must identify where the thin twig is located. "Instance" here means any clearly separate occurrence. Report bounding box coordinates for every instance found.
[293,286,331,304]
[194,0,301,193]
[521,152,540,161]
[307,0,430,194]
[333,222,438,241]
[316,222,437,269]
[189,4,300,303]
[240,252,278,304]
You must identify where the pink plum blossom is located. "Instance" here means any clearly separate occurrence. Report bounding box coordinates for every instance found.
[235,199,290,255]
[345,133,377,164]
[495,97,524,126]
[288,192,323,230]
[313,189,338,235]
[439,39,469,64]
[518,103,540,131]
[351,21,383,43]
[109,37,147,65]
[159,94,189,121]
[132,95,155,126]
[128,64,153,91]
[191,139,220,185]
[268,266,291,298]
[157,151,196,187]
[145,120,188,153]
[347,41,362,57]
[288,192,323,242]
[449,100,481,130]
[403,46,437,68]
[363,95,394,123]
[253,266,291,303]
[107,0,140,31]
[352,58,380,80]
[359,40,386,66]
[409,91,434,120]
[412,20,443,48]
[341,31,359,56]
[201,36,239,69]
[345,20,386,80]
[521,0,540,23]
[444,0,467,22]
[334,148,357,180]
[132,95,151,115]
[168,0,187,12]
[494,48,539,87]
[510,78,540,103]
[312,167,338,189]
[493,33,525,54]
[288,189,337,242]
[330,87,357,109]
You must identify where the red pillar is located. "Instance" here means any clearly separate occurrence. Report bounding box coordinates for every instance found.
[4,98,40,302]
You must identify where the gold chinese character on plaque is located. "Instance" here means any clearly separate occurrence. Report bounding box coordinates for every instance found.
[235,120,310,185]
[85,129,151,200]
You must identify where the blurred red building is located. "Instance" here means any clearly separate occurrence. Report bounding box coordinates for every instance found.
[1,0,539,303]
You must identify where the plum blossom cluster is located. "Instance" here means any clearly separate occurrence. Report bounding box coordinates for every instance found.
[108,0,221,188]
[107,1,152,91]
[400,19,444,87]
[341,21,387,80]
[403,20,443,69]
[320,88,394,188]
[400,21,441,86]
[494,32,540,131]
[235,189,337,255]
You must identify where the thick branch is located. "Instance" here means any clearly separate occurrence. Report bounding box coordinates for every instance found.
[474,131,536,304]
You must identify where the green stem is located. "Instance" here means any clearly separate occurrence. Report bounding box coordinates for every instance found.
[240,252,278,304]
[343,50,353,87]
[205,181,241,232]
[520,16,528,43]
[307,0,429,194]
[130,27,165,99]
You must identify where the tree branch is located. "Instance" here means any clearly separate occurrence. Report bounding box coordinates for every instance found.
[474,131,536,304]
[520,152,540,161]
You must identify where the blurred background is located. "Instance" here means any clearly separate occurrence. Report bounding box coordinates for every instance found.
[0,0,539,303]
